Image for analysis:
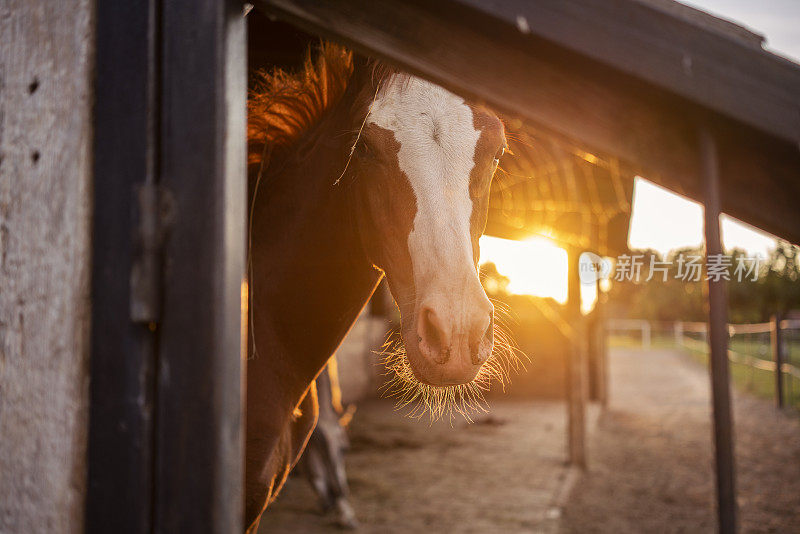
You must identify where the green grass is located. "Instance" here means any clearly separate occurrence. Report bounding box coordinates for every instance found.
[686,342,800,410]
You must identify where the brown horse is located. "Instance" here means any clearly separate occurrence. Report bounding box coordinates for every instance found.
[245,43,507,532]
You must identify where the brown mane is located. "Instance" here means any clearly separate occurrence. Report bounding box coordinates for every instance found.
[247,42,355,177]
[248,43,401,182]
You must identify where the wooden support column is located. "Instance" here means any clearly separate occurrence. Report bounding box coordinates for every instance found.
[772,314,785,409]
[155,2,247,531]
[700,128,738,534]
[585,283,606,405]
[88,2,160,531]
[88,2,247,532]
[566,248,587,468]
[593,280,609,407]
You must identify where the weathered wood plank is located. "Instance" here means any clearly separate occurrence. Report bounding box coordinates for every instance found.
[637,0,764,48]
[0,1,94,531]
[257,0,800,245]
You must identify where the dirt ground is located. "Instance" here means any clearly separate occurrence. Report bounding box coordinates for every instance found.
[260,398,591,533]
[561,348,800,533]
[260,348,800,533]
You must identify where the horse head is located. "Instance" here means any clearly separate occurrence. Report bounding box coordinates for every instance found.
[350,72,506,387]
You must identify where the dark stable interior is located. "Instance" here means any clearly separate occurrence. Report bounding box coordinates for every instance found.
[248,10,316,84]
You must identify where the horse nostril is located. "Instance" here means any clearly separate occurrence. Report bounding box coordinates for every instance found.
[419,307,450,364]
[470,348,481,365]
[471,313,494,365]
[470,341,488,365]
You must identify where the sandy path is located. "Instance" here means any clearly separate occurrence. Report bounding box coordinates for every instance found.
[260,398,598,533]
[260,348,800,533]
[560,348,800,533]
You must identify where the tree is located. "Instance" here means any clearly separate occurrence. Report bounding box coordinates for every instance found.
[607,242,800,323]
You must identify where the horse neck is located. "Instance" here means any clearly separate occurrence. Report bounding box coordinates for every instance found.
[248,104,382,404]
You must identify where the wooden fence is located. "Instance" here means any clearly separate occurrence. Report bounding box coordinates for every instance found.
[607,318,800,409]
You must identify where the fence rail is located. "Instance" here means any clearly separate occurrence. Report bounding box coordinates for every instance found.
[607,318,800,409]
[678,319,800,335]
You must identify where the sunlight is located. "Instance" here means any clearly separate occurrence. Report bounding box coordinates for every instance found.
[627,178,704,255]
[480,235,568,303]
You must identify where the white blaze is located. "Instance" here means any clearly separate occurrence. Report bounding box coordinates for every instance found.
[366,75,481,297]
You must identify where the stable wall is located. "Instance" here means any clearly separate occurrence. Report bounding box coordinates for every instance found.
[0,2,94,531]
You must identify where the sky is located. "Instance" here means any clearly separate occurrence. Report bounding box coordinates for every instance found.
[480,1,798,299]
[683,0,800,63]
[627,178,776,258]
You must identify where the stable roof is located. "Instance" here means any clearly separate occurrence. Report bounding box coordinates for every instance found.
[260,0,800,246]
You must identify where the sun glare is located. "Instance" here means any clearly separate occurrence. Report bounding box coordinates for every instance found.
[479,236,568,303]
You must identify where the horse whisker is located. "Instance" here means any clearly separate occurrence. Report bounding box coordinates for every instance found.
[376,324,526,423]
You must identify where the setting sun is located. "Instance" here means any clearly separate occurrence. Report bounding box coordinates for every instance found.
[479,236,568,302]
[480,235,598,312]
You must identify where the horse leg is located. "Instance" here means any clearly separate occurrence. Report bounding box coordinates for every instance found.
[301,364,360,529]
[244,382,319,533]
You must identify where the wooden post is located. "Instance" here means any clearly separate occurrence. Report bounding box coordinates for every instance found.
[88,2,159,531]
[700,128,738,534]
[595,282,609,407]
[155,2,246,532]
[566,248,587,469]
[586,279,608,406]
[1,2,94,530]
[772,314,784,408]
[586,301,598,402]
[88,2,247,532]
[642,320,652,350]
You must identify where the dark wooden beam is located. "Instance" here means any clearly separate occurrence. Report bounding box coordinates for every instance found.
[701,128,738,534]
[256,0,800,246]
[566,248,587,469]
[87,1,157,531]
[90,2,248,531]
[155,1,247,531]
[771,314,785,409]
[459,0,800,144]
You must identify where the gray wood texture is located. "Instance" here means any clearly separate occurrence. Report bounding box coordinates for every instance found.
[0,1,94,532]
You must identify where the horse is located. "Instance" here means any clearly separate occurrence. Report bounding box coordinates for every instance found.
[245,43,508,532]
[297,364,358,529]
